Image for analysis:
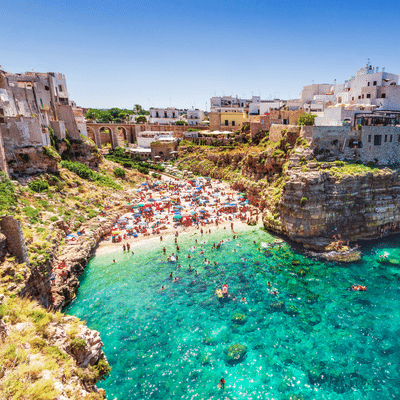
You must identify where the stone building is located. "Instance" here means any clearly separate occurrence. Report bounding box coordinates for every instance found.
[270,123,400,166]
[0,68,81,175]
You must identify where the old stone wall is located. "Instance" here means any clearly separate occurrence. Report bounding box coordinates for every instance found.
[359,126,400,165]
[56,104,80,140]
[301,125,400,165]
[269,124,301,142]
[1,116,44,148]
[0,215,29,266]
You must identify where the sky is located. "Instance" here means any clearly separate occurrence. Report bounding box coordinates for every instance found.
[3,0,400,110]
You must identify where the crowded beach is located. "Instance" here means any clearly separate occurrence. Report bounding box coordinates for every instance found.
[95,176,259,254]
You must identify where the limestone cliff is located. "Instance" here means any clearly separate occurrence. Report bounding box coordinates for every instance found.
[264,163,400,249]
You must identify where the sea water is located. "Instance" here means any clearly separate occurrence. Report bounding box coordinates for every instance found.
[65,226,400,399]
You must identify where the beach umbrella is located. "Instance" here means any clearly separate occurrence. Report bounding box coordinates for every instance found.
[173,214,182,219]
[148,198,155,202]
[230,203,237,206]
[141,183,147,186]
[138,203,145,207]
[134,213,141,217]
[126,225,135,229]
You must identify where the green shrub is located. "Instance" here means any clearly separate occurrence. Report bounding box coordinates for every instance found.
[0,173,16,212]
[70,337,86,353]
[334,160,345,167]
[23,206,40,223]
[300,197,307,207]
[94,358,112,380]
[113,167,126,178]
[28,180,49,193]
[43,146,61,161]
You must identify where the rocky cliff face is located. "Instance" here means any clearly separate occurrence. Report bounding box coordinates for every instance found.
[264,164,400,249]
[51,210,121,311]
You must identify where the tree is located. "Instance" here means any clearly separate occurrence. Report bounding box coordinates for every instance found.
[136,115,147,124]
[298,113,317,126]
[176,120,188,126]
[134,104,142,113]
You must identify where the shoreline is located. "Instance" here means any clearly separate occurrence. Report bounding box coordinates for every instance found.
[94,217,257,256]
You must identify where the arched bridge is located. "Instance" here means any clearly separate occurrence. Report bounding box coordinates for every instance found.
[86,123,136,150]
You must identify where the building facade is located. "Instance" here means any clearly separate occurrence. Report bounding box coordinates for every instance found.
[186,109,204,126]
[149,107,181,124]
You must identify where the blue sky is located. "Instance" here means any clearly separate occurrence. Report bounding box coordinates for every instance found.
[3,0,400,110]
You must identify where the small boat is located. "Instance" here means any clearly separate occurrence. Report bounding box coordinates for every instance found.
[215,289,223,298]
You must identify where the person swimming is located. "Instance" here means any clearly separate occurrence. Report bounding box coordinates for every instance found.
[240,297,247,303]
[218,378,226,390]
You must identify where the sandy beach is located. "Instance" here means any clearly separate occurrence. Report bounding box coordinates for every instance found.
[94,175,260,255]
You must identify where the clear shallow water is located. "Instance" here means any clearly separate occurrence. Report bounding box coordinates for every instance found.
[65,226,400,400]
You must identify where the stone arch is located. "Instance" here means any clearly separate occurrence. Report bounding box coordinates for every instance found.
[99,126,112,147]
[116,126,127,141]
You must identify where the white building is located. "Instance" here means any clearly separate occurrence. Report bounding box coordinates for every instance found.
[315,63,400,126]
[210,96,261,114]
[136,131,177,148]
[187,109,205,126]
[149,107,180,124]
[334,64,400,110]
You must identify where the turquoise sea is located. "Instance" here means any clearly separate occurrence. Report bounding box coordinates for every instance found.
[65,225,400,399]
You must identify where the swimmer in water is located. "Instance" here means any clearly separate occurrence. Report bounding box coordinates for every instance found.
[240,297,247,303]
[113,259,116,263]
[178,264,181,269]
[173,277,179,282]
[218,378,226,390]
[170,272,173,278]
[161,285,165,290]
[232,296,237,301]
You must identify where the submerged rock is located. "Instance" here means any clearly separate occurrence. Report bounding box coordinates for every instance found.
[225,343,247,365]
[231,313,247,325]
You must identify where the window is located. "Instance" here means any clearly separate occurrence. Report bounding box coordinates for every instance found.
[381,93,386,98]
[373,81,377,86]
[352,97,355,101]
[40,99,43,108]
[59,85,63,92]
[338,97,342,104]
[362,94,364,99]
[390,134,393,142]
[398,135,400,142]
[384,135,388,142]
[374,135,382,145]
[367,82,370,86]
[225,120,229,126]
[366,94,371,98]
[358,95,361,99]
[164,112,167,118]
[232,121,235,126]
[45,85,49,91]
[156,112,159,117]
[368,135,371,143]
[172,113,175,118]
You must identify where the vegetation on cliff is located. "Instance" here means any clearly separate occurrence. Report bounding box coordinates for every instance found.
[0,139,147,397]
